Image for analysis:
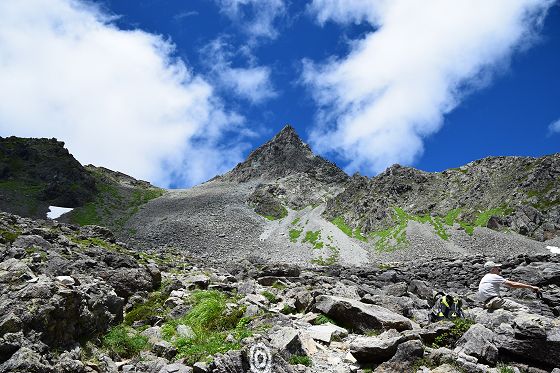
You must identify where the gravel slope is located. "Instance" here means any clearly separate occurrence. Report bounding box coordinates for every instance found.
[123,180,552,268]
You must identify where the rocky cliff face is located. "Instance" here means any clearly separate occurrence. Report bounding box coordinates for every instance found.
[0,137,165,235]
[324,154,560,242]
[222,125,349,218]
[0,137,97,218]
[222,125,347,185]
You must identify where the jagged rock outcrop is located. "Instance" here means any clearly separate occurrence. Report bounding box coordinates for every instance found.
[221,125,349,212]
[0,212,160,371]
[222,125,347,185]
[324,154,560,241]
[0,137,97,218]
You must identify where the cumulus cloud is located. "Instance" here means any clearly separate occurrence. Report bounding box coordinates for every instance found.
[0,0,250,187]
[201,38,277,104]
[215,0,286,42]
[549,118,560,135]
[304,0,554,175]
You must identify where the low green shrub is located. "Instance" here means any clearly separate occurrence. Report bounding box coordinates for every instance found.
[497,363,516,373]
[124,290,168,326]
[432,318,474,348]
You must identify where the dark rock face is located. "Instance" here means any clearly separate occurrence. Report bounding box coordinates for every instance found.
[0,137,97,218]
[222,125,347,185]
[221,125,349,212]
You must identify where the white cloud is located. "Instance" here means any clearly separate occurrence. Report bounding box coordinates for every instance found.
[304,0,554,175]
[0,0,250,187]
[549,118,560,135]
[215,0,286,42]
[201,38,277,104]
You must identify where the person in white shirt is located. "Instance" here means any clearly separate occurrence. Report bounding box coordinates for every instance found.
[478,261,540,311]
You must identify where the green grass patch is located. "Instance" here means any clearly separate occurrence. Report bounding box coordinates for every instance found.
[311,244,339,266]
[444,208,462,226]
[102,325,148,359]
[432,318,474,348]
[261,291,278,304]
[0,229,20,243]
[303,230,320,244]
[291,217,300,225]
[124,290,168,326]
[160,290,250,365]
[289,228,303,243]
[474,206,513,227]
[331,216,353,237]
[281,304,296,314]
[302,230,325,249]
[353,228,367,242]
[289,355,312,366]
[497,363,516,373]
[271,281,287,290]
[313,314,336,325]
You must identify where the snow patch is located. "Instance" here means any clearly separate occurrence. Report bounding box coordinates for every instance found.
[47,206,74,220]
[547,246,560,254]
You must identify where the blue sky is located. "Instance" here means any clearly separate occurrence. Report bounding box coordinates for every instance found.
[0,0,558,187]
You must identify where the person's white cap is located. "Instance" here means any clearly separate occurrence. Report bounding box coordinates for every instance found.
[484,261,502,269]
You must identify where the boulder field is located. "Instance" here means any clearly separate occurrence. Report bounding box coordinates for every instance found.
[1,212,560,372]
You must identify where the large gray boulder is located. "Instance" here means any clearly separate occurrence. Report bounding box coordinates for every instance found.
[312,295,413,333]
[349,329,406,364]
[494,313,560,368]
[374,339,424,372]
[454,324,498,365]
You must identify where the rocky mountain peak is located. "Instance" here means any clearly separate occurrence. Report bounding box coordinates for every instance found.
[222,124,348,184]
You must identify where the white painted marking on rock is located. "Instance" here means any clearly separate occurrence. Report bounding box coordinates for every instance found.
[47,206,74,219]
[547,246,560,254]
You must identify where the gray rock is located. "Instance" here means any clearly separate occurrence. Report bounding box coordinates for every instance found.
[307,323,348,343]
[176,324,195,339]
[374,339,424,372]
[13,235,52,250]
[454,324,498,365]
[160,363,193,373]
[193,361,209,373]
[141,326,163,344]
[269,327,305,356]
[0,346,54,372]
[153,340,177,360]
[349,329,405,363]
[312,295,413,333]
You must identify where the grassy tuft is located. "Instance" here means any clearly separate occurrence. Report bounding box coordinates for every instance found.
[261,291,278,304]
[289,355,312,366]
[313,314,336,325]
[124,290,168,326]
[160,290,250,365]
[331,216,353,237]
[497,363,516,373]
[102,325,148,358]
[289,228,303,243]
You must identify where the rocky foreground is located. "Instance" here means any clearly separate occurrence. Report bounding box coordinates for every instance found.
[1,212,560,373]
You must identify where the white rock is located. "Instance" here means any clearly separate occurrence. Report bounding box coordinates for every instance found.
[55,276,75,286]
[307,323,348,343]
